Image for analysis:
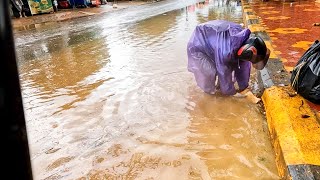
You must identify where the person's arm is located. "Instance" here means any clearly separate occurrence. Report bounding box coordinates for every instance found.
[234,60,251,92]
[216,63,236,95]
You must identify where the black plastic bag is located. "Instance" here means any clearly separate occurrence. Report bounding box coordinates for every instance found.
[291,40,320,104]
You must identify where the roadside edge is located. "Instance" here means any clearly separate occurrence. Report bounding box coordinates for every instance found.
[241,1,320,179]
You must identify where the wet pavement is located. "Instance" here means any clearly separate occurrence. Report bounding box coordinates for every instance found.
[11,1,149,30]
[14,0,279,179]
[246,0,320,111]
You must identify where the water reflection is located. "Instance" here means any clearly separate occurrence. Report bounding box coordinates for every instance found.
[15,0,278,179]
[20,31,110,115]
[186,88,279,179]
[133,11,181,37]
[185,0,243,23]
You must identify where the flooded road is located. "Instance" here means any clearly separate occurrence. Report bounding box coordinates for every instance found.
[14,0,279,179]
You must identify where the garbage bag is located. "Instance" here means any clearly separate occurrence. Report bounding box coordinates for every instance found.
[291,40,320,104]
[187,20,251,95]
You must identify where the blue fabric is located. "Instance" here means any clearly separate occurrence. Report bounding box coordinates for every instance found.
[187,20,251,95]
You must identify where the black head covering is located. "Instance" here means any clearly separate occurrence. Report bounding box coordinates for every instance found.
[237,36,270,70]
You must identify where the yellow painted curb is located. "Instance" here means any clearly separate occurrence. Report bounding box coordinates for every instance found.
[264,41,278,59]
[262,86,320,178]
[246,14,258,20]
[247,24,265,32]
[242,1,320,178]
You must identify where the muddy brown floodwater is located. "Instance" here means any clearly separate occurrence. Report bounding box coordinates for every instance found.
[14,0,279,179]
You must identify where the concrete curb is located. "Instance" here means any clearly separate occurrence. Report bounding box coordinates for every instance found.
[241,1,320,179]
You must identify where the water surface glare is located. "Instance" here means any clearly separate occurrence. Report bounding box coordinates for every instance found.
[15,0,279,179]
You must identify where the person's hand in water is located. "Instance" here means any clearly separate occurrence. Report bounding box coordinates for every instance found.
[233,88,249,98]
[233,92,247,98]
